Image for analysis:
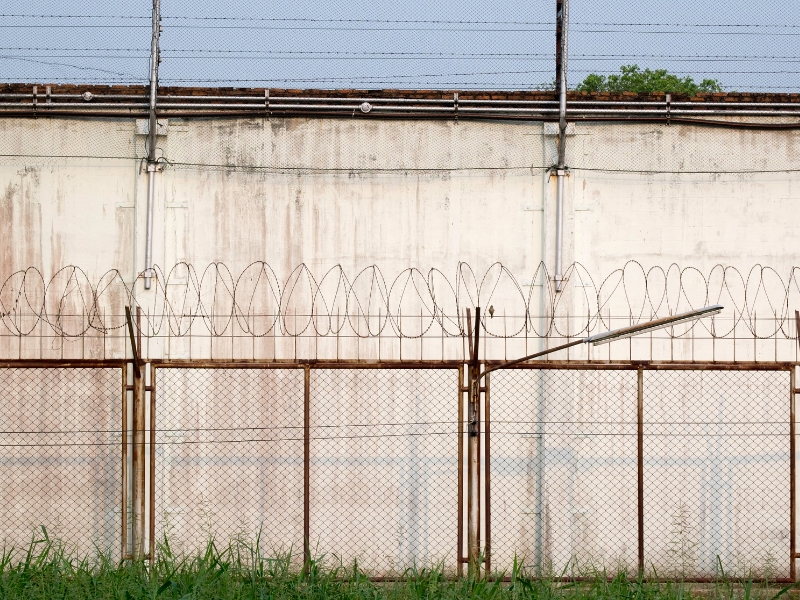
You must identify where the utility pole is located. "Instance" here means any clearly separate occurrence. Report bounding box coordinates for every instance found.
[554,0,569,292]
[144,0,161,290]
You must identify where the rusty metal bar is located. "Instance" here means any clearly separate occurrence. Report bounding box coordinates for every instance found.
[131,308,145,558]
[473,308,480,369]
[467,307,481,573]
[457,364,464,578]
[121,363,128,559]
[0,359,128,367]
[131,362,145,558]
[0,358,795,370]
[303,365,311,574]
[466,309,474,363]
[145,359,468,368]
[149,363,156,560]
[125,307,140,376]
[795,310,800,352]
[791,365,796,582]
[491,361,799,371]
[637,367,645,576]
[484,371,491,574]
[794,311,800,582]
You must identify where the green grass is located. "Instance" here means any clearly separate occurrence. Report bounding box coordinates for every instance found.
[0,534,795,600]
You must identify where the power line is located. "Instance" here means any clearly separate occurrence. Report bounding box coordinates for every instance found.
[5,15,799,29]
[0,55,144,78]
[6,48,800,62]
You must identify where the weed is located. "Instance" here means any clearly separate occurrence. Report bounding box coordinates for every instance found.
[0,537,792,600]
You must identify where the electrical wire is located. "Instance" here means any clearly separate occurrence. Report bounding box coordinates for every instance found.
[0,419,785,436]
[3,15,800,29]
[0,431,785,448]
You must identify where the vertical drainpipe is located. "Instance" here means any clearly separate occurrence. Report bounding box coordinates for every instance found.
[144,0,161,290]
[554,0,569,292]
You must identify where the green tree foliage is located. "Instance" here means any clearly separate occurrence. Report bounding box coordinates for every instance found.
[575,64,722,95]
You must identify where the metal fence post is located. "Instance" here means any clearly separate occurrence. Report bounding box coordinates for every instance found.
[149,363,156,560]
[121,363,128,558]
[467,308,481,573]
[484,371,491,574]
[144,0,161,290]
[133,309,146,558]
[637,367,645,576]
[790,364,796,581]
[304,365,311,574]
[125,306,146,558]
[458,364,465,577]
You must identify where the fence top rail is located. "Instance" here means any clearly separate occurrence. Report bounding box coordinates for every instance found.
[486,359,797,371]
[149,359,466,369]
[0,359,127,368]
[0,358,789,370]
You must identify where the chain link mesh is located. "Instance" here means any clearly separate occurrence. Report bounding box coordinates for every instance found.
[155,367,305,560]
[643,370,790,579]
[0,367,121,557]
[8,1,800,91]
[0,364,791,579]
[309,368,458,576]
[490,369,639,575]
[490,367,791,578]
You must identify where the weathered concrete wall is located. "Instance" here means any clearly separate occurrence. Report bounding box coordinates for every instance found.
[0,116,798,574]
[2,116,797,289]
[2,115,799,360]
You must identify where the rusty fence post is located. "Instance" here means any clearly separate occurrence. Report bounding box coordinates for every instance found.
[149,363,156,560]
[125,306,146,559]
[304,365,311,574]
[133,308,146,558]
[458,364,465,577]
[637,367,645,577]
[466,307,482,574]
[121,362,128,559]
[484,371,491,574]
[793,311,800,581]
[791,358,797,580]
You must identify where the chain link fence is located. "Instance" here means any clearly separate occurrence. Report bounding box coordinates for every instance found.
[309,368,459,575]
[567,0,800,93]
[643,370,790,579]
[0,3,151,85]
[489,366,792,580]
[155,367,305,560]
[0,366,122,559]
[489,368,639,576]
[143,0,553,89]
[0,362,794,580]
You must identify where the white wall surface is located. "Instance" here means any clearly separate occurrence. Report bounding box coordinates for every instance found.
[2,115,798,361]
[0,116,797,576]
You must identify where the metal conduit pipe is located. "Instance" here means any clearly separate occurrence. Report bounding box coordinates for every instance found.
[554,0,569,293]
[144,0,161,291]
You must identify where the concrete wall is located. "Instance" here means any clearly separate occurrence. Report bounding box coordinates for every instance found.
[0,116,798,575]
[2,115,799,361]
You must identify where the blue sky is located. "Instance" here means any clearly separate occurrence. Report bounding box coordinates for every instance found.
[2,0,798,91]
